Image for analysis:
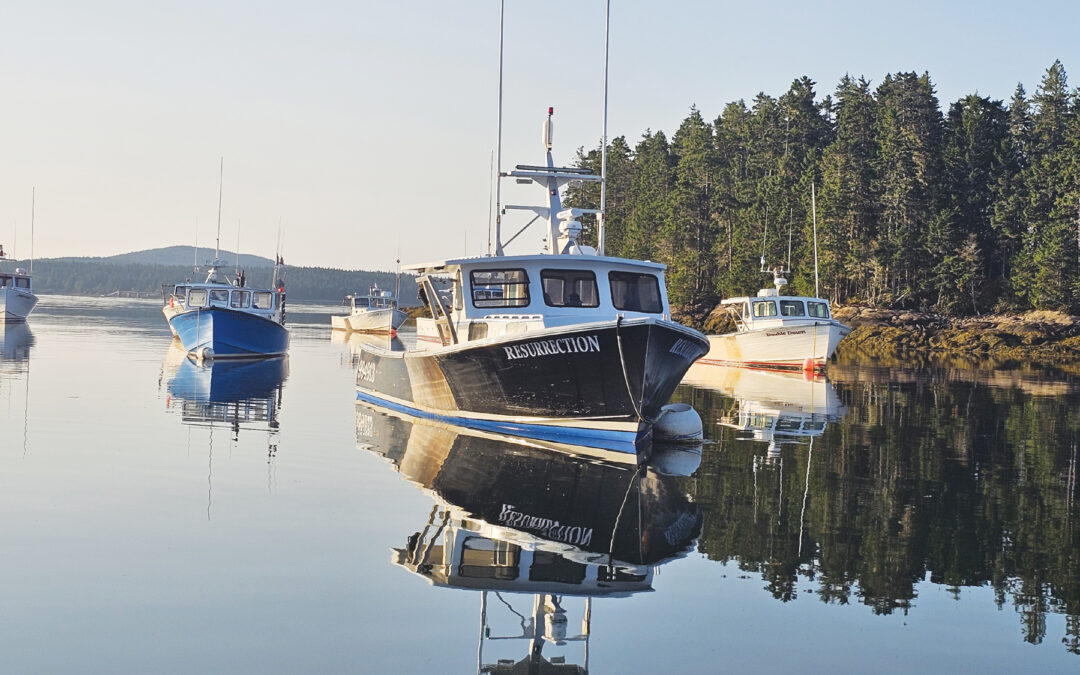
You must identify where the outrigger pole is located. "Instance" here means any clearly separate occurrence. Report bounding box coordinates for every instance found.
[598,0,610,256]
[493,0,505,256]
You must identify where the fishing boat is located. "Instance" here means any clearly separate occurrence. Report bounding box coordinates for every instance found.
[354,108,708,462]
[330,284,407,334]
[0,245,37,322]
[161,160,288,359]
[702,188,849,372]
[700,267,850,372]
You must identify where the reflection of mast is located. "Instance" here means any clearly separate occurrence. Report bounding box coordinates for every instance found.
[476,591,591,675]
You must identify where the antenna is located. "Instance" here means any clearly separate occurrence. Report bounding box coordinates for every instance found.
[486,150,494,256]
[215,157,223,259]
[193,218,199,274]
[787,206,793,272]
[598,0,610,256]
[30,187,35,276]
[235,218,241,277]
[493,0,505,256]
[812,181,819,297]
[759,204,769,271]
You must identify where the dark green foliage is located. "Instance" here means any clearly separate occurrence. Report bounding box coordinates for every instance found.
[564,61,1080,316]
[26,259,418,304]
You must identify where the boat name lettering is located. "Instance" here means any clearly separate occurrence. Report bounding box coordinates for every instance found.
[357,359,378,384]
[669,338,702,360]
[355,412,374,439]
[502,334,601,360]
[498,504,593,546]
[765,330,806,337]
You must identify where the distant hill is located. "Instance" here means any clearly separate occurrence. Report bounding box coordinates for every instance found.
[48,246,275,268]
[19,247,420,304]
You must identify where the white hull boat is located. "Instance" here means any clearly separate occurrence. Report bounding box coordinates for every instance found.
[0,246,37,322]
[703,269,849,372]
[331,286,408,334]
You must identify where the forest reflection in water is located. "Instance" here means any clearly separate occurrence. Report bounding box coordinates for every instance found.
[673,357,1080,654]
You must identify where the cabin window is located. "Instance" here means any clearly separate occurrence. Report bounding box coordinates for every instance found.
[470,269,530,308]
[541,269,599,308]
[209,290,229,307]
[253,291,274,310]
[459,537,520,580]
[15,277,29,289]
[355,296,370,309]
[231,290,251,309]
[752,300,778,318]
[609,271,662,313]
[0,276,8,287]
[174,286,190,301]
[807,301,830,318]
[187,289,208,307]
[779,300,805,316]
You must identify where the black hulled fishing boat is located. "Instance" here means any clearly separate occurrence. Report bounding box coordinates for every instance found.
[354,109,707,462]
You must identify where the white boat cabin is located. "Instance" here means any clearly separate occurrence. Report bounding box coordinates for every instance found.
[720,287,834,334]
[166,283,280,314]
[410,254,672,347]
[347,286,397,312]
[0,269,32,291]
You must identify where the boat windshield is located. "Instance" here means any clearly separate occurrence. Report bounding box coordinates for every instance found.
[541,269,599,308]
[15,277,29,289]
[779,300,805,316]
[609,271,662,313]
[752,300,777,318]
[188,289,208,307]
[807,301,830,318]
[470,269,530,308]
[253,291,274,310]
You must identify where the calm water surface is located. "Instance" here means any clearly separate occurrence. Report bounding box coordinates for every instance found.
[1,296,1078,673]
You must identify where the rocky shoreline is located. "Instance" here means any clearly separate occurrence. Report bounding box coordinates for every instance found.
[831,306,1080,361]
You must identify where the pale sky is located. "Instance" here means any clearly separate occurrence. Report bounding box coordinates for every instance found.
[1,1,1076,271]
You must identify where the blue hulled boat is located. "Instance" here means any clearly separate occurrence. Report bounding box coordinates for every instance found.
[162,258,288,359]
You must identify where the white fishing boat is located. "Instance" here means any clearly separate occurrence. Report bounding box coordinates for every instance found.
[700,268,850,372]
[330,285,407,334]
[353,10,708,463]
[702,189,849,372]
[0,245,37,322]
[0,190,39,322]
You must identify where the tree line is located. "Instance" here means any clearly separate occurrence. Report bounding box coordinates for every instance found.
[22,259,418,304]
[566,60,1080,316]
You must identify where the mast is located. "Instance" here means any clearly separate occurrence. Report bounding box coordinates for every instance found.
[812,181,819,297]
[30,187,35,276]
[598,0,610,256]
[493,0,505,256]
[215,157,223,260]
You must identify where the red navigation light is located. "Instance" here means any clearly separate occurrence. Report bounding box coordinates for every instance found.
[548,106,554,115]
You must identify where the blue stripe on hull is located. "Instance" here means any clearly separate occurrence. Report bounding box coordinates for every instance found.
[169,308,289,357]
[354,389,645,456]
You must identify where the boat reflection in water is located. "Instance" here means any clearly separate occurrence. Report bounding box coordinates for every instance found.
[0,322,34,368]
[162,344,288,446]
[331,330,405,370]
[682,363,847,464]
[356,402,702,673]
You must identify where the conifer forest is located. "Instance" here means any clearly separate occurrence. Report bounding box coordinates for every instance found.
[566,60,1080,316]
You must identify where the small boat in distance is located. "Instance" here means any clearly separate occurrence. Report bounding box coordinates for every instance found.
[330,285,407,334]
[0,244,37,322]
[700,267,850,373]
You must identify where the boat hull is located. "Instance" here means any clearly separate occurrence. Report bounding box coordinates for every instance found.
[331,307,408,333]
[700,321,849,371]
[168,307,289,358]
[354,317,708,462]
[0,287,38,322]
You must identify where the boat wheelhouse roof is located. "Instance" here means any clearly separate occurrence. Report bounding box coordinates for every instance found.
[404,253,667,276]
[720,294,831,306]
